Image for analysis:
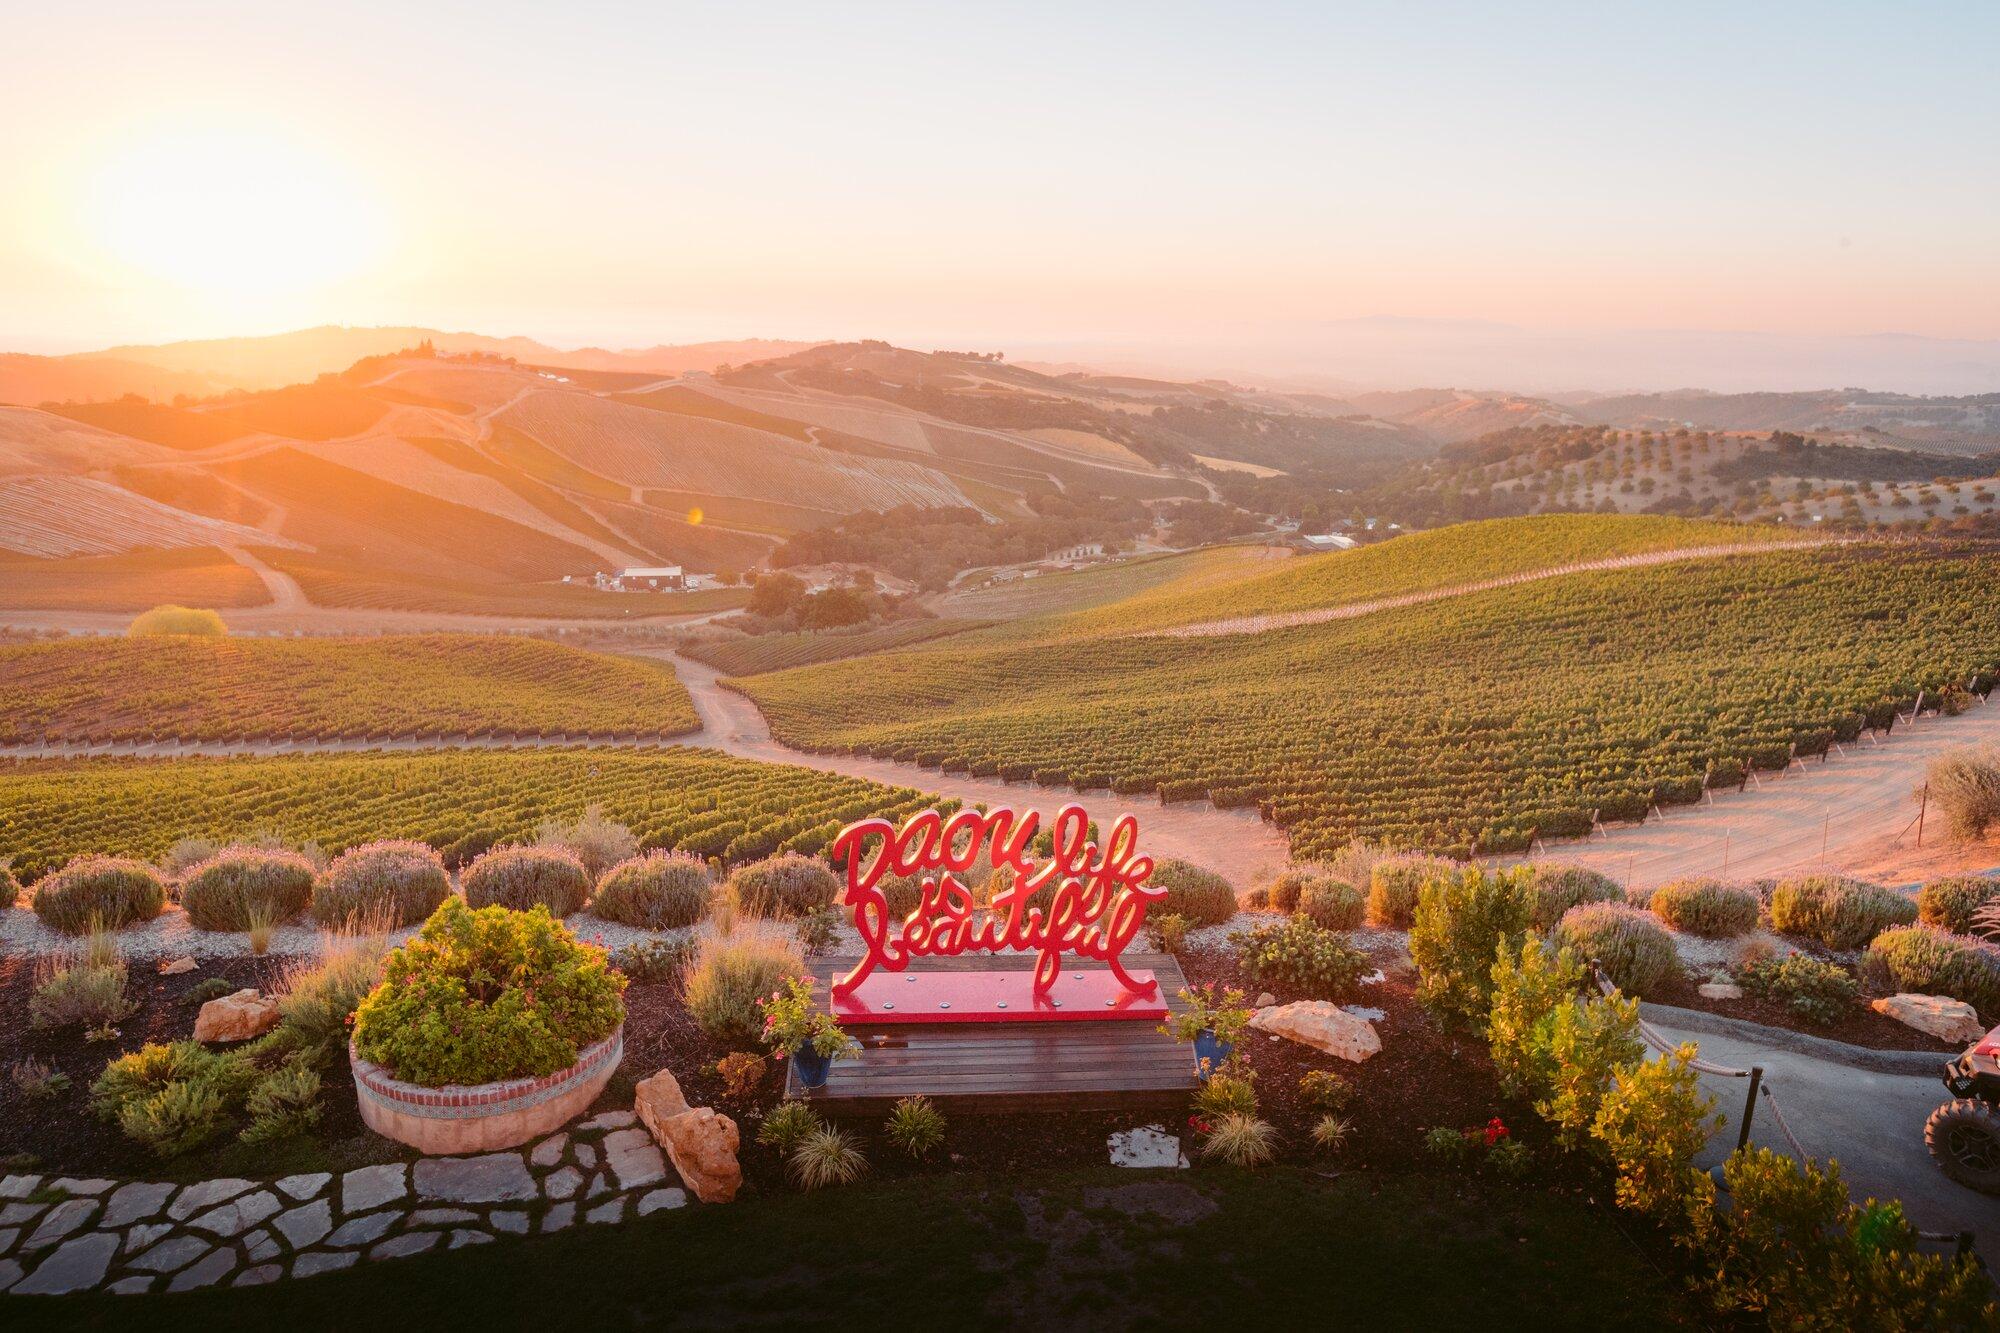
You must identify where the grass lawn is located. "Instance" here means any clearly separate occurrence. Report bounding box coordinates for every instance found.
[21,1168,1690,1330]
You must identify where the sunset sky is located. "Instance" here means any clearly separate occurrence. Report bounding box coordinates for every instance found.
[4,2,1997,360]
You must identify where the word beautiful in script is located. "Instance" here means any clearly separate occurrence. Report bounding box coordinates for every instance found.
[829,805,1163,997]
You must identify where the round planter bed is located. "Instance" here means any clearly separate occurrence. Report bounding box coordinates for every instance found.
[351,1027,624,1155]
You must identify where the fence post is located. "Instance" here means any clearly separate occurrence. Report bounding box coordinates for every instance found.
[1737,1066,1764,1151]
[1917,783,1929,849]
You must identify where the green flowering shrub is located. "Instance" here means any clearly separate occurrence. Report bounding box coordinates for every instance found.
[591,851,713,929]
[1647,878,1761,938]
[179,847,316,932]
[461,845,592,917]
[1768,875,1916,950]
[1410,866,1535,1023]
[1738,954,1859,1026]
[1524,862,1624,931]
[1556,902,1680,997]
[311,840,450,928]
[729,853,841,919]
[1591,1045,1720,1227]
[1486,934,1584,1100]
[351,899,626,1087]
[1367,853,1458,928]
[1148,859,1237,927]
[91,1040,262,1158]
[1862,926,2000,1019]
[31,856,166,935]
[1300,879,1366,930]
[1230,915,1367,999]
[1916,875,2000,935]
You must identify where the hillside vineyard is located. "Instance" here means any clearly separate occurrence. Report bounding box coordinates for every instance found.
[0,749,937,876]
[736,544,2000,859]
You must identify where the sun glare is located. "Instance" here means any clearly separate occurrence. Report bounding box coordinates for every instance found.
[83,125,387,302]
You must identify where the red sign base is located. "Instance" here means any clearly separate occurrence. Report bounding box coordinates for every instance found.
[832,969,1166,1025]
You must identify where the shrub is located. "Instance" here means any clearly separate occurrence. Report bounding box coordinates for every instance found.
[715,1050,766,1099]
[1709,1148,1998,1328]
[30,855,166,934]
[1410,866,1535,1022]
[312,840,450,928]
[1768,875,1916,950]
[1230,915,1367,1000]
[591,851,713,929]
[30,957,133,1032]
[1486,1139,1533,1180]
[1368,853,1458,928]
[1863,926,2000,1018]
[1423,1125,1476,1166]
[684,932,805,1046]
[1648,878,1761,938]
[1556,902,1680,997]
[1535,987,1643,1146]
[1148,859,1236,927]
[92,1040,259,1158]
[352,899,626,1087]
[790,1127,868,1189]
[179,847,316,932]
[757,1100,820,1155]
[1925,745,2000,844]
[885,1095,946,1160]
[10,1057,69,1101]
[1525,862,1624,931]
[534,804,640,881]
[1738,954,1859,1025]
[1264,865,1325,914]
[178,976,236,1007]
[127,604,225,637]
[1916,874,2000,935]
[461,845,592,917]
[729,853,841,919]
[1299,879,1366,930]
[239,1065,323,1145]
[1298,1069,1353,1113]
[1145,911,1191,955]
[1486,934,1584,1100]
[1199,1113,1276,1167]
[0,859,17,910]
[274,932,388,1065]
[878,872,924,921]
[1311,1114,1352,1152]
[796,906,843,956]
[609,937,693,985]
[1590,1045,1719,1227]
[1192,1071,1259,1120]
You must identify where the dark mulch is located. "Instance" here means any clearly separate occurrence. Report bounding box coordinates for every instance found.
[1649,972,1962,1053]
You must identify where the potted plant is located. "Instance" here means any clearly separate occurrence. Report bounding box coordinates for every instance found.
[1161,982,1252,1078]
[349,899,627,1153]
[760,976,857,1090]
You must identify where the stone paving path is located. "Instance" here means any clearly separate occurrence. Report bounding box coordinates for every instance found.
[0,1112,687,1297]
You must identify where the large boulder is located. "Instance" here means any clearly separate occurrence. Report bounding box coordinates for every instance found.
[194,989,279,1043]
[1871,993,1986,1045]
[634,1069,740,1204]
[1248,1001,1381,1063]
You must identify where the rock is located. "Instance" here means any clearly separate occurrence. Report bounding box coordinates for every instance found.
[654,1107,742,1204]
[529,1133,568,1169]
[168,1248,238,1291]
[1359,969,1387,986]
[574,1142,600,1171]
[274,1199,333,1250]
[637,1188,686,1216]
[14,1233,119,1295]
[188,1189,280,1237]
[157,956,197,975]
[489,1210,530,1235]
[583,1171,614,1201]
[1248,1001,1382,1063]
[543,1167,582,1200]
[578,1110,638,1133]
[24,1198,100,1250]
[169,1177,252,1220]
[102,1181,175,1229]
[292,1249,359,1278]
[633,1069,691,1132]
[1254,992,1276,1008]
[409,1208,478,1227]
[585,1199,626,1225]
[131,1234,213,1274]
[48,1177,113,1196]
[235,1264,282,1286]
[414,1153,536,1204]
[449,1228,493,1249]
[1699,981,1745,1000]
[244,1230,281,1263]
[106,1275,155,1295]
[0,1227,17,1257]
[193,989,280,1043]
[0,1258,18,1292]
[1872,993,1987,1045]
[123,1222,173,1254]
[1108,1124,1188,1169]
[327,1211,399,1247]
[340,1164,408,1216]
[541,1202,576,1233]
[275,1172,331,1202]
[0,1177,39,1202]
[371,1232,440,1260]
[0,1203,45,1227]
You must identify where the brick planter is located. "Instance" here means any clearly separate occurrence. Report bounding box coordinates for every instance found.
[351,1028,624,1155]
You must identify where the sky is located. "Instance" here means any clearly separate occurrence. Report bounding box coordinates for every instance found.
[3,1,1998,380]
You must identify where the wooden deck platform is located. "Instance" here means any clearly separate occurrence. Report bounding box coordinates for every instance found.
[784,952,1201,1115]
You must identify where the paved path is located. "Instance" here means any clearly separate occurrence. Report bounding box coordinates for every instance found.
[1143,540,1844,640]
[1646,1015,2000,1269]
[1517,699,2000,891]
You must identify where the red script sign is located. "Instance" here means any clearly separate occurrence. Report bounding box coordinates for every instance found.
[829,804,1164,1001]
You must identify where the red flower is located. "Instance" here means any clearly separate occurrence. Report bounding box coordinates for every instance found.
[1483,1117,1510,1146]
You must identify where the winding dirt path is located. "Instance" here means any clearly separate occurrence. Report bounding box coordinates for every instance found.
[1143,539,1846,639]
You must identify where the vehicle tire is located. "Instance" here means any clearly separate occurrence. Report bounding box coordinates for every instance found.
[1925,1099,2000,1195]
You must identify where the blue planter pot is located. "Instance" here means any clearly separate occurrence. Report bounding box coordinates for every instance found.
[1192,1029,1232,1078]
[792,1049,833,1090]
